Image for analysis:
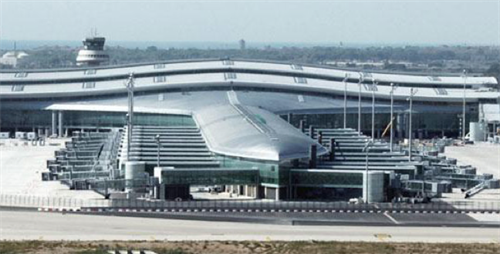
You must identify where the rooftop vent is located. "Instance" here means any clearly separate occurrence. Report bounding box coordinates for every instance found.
[83,69,96,75]
[224,73,237,80]
[82,82,96,89]
[153,76,167,83]
[364,84,378,91]
[154,63,166,69]
[294,77,307,84]
[14,72,28,78]
[361,72,373,78]
[434,88,448,95]
[428,76,442,81]
[11,85,24,92]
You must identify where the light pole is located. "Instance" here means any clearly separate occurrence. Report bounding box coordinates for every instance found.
[363,140,373,203]
[124,73,135,161]
[343,73,350,129]
[154,134,161,168]
[462,69,467,141]
[407,88,418,162]
[389,83,397,152]
[371,79,377,142]
[357,72,364,134]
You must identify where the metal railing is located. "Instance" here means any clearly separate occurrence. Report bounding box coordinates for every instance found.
[1,193,499,213]
[0,193,110,208]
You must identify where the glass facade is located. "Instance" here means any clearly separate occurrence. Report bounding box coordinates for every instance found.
[291,171,364,188]
[161,169,259,186]
[286,109,478,138]
[0,110,195,130]
[0,110,52,128]
[215,155,285,186]
[64,111,195,128]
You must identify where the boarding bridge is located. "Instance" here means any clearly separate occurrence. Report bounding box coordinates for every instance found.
[45,129,121,183]
[154,167,260,200]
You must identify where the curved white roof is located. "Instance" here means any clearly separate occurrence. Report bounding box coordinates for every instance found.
[1,71,499,103]
[0,59,496,86]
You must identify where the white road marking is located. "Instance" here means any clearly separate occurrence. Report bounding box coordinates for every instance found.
[384,212,400,225]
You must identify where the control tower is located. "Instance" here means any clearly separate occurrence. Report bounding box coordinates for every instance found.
[76,34,109,66]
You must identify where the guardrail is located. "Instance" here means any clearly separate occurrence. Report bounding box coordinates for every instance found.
[1,193,499,213]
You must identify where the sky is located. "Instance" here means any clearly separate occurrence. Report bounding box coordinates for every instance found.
[0,0,499,46]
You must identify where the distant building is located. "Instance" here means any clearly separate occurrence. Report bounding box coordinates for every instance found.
[239,39,246,50]
[0,51,29,68]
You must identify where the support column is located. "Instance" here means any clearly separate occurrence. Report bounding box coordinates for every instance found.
[51,111,57,137]
[329,138,335,161]
[299,120,305,133]
[309,125,315,139]
[58,111,63,138]
[397,113,404,139]
[309,144,317,168]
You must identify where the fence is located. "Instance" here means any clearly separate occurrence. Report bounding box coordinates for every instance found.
[1,193,499,213]
[0,193,110,208]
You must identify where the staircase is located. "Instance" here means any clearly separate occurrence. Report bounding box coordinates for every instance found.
[302,127,417,175]
[120,125,220,169]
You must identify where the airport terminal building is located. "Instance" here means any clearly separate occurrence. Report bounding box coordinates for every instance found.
[1,59,499,201]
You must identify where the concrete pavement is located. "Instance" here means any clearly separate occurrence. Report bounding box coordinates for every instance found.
[444,143,500,178]
[1,210,499,243]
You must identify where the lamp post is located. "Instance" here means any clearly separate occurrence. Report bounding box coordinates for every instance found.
[357,72,364,134]
[363,140,373,203]
[343,73,350,129]
[371,79,377,142]
[124,73,135,161]
[407,88,418,162]
[154,134,161,168]
[389,83,397,152]
[462,69,467,141]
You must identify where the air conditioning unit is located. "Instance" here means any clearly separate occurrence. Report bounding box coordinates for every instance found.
[15,132,26,139]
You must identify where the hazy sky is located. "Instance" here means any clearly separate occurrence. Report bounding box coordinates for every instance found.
[1,0,499,45]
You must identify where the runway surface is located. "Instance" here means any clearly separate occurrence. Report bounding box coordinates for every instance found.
[1,210,499,243]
